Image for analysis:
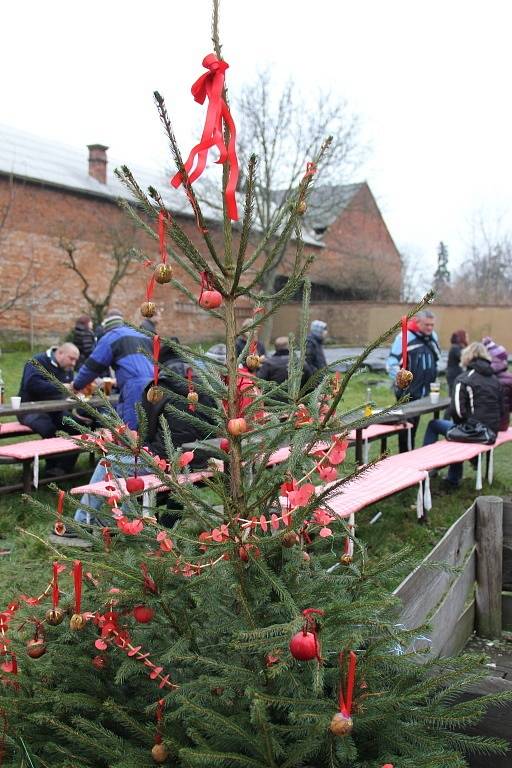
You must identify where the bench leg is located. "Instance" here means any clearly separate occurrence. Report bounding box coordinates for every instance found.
[22,461,32,494]
[380,437,388,454]
[355,429,363,465]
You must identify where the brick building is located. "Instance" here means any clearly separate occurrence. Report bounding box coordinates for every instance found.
[0,124,401,344]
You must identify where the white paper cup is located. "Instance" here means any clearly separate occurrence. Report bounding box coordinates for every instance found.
[429,392,440,404]
[10,396,21,409]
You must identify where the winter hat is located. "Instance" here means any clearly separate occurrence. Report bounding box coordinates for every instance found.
[206,343,227,364]
[102,309,124,332]
[310,320,328,339]
[482,337,508,373]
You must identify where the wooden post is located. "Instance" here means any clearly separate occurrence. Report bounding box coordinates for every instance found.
[502,497,512,591]
[475,495,503,639]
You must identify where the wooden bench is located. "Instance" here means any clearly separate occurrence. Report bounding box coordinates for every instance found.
[0,421,33,440]
[71,469,215,498]
[0,437,95,494]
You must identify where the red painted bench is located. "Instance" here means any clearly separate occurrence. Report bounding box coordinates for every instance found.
[71,469,215,498]
[0,437,94,493]
[0,421,33,439]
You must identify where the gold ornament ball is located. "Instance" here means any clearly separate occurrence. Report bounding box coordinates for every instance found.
[395,368,414,390]
[296,200,307,216]
[151,743,169,763]
[147,385,165,403]
[27,638,47,659]
[46,607,65,626]
[329,712,353,737]
[140,301,157,318]
[69,613,86,631]
[340,554,353,565]
[154,263,173,284]
[282,531,299,548]
[187,391,199,404]
[246,353,262,371]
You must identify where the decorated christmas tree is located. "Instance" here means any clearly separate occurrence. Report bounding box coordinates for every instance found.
[0,4,510,767]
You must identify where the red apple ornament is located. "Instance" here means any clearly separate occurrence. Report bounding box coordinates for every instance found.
[126,476,145,493]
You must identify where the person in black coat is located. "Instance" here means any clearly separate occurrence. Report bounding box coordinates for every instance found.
[305,320,328,372]
[72,315,96,369]
[423,342,503,488]
[446,329,468,395]
[257,337,313,399]
[140,344,217,464]
[17,343,80,476]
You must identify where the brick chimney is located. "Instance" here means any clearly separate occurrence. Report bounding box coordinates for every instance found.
[87,144,109,184]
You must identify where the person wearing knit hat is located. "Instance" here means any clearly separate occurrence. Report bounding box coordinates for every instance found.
[73,308,152,429]
[72,314,96,370]
[482,337,509,373]
[305,320,328,372]
[482,337,512,430]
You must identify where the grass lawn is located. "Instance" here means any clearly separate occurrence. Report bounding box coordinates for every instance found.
[1,349,511,600]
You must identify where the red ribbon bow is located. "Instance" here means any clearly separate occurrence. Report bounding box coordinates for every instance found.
[171,53,239,221]
[153,335,161,386]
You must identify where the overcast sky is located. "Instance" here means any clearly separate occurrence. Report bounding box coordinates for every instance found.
[2,0,511,281]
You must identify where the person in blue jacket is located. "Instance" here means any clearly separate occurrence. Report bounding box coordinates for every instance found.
[386,309,441,451]
[17,342,80,476]
[72,309,152,429]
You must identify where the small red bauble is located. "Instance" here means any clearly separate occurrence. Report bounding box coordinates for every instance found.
[219,438,230,452]
[289,630,319,661]
[133,605,155,623]
[27,638,47,659]
[199,290,222,310]
[92,654,108,670]
[126,476,145,494]
[239,546,249,562]
[227,417,248,436]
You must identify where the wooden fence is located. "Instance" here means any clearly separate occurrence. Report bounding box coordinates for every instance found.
[394,496,512,768]
[393,495,509,655]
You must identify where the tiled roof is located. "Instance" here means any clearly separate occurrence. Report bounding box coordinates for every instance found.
[306,183,364,229]
[0,123,322,246]
[0,122,190,213]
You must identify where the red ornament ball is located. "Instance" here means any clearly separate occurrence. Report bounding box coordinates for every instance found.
[126,476,145,493]
[199,289,222,310]
[92,654,108,670]
[219,438,230,452]
[289,629,319,661]
[133,605,155,623]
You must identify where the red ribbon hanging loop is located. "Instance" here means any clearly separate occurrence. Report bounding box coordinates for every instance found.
[171,53,239,221]
[158,211,167,265]
[338,651,357,717]
[153,335,161,386]
[72,560,82,614]
[52,561,59,609]
[401,315,408,370]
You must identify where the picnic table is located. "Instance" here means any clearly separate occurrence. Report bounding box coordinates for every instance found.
[0,394,119,418]
[352,395,452,464]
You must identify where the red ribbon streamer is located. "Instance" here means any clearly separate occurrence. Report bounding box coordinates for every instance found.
[155,698,165,744]
[304,162,317,178]
[401,315,408,370]
[72,560,82,614]
[153,335,161,386]
[338,651,357,717]
[52,561,59,609]
[146,275,156,302]
[171,53,239,221]
[57,489,65,515]
[158,211,167,265]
